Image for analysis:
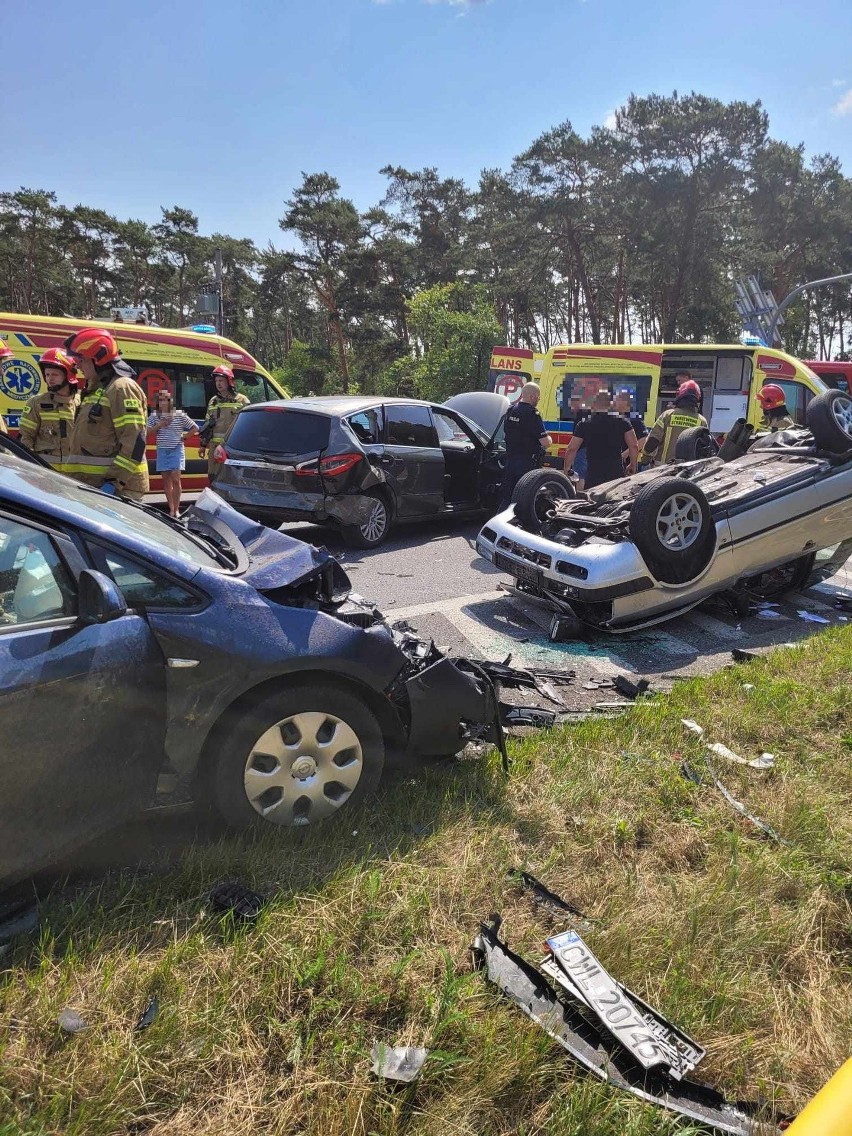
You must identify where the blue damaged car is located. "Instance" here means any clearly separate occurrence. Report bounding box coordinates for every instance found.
[0,449,494,884]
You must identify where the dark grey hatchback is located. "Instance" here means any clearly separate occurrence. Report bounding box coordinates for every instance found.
[211,396,506,547]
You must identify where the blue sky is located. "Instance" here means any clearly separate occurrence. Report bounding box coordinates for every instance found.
[5,0,851,248]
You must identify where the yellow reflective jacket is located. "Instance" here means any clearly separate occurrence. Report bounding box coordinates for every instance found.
[203,392,250,446]
[647,406,708,464]
[18,388,81,470]
[67,370,149,497]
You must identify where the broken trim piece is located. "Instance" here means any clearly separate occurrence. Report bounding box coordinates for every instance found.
[682,720,775,770]
[472,919,781,1136]
[509,869,588,919]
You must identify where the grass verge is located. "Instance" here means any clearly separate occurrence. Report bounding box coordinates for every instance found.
[1,631,850,1135]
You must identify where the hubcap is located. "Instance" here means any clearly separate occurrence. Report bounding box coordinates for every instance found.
[243,710,364,826]
[831,395,852,438]
[361,499,387,542]
[655,493,703,551]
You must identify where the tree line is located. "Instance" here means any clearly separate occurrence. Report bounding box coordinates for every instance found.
[2,92,851,402]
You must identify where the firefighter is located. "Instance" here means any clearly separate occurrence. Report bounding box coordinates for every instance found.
[757,384,795,432]
[64,328,149,499]
[18,348,81,470]
[0,344,13,434]
[644,378,708,465]
[198,364,249,480]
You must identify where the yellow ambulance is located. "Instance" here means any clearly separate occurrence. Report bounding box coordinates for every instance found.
[488,342,828,460]
[0,313,287,491]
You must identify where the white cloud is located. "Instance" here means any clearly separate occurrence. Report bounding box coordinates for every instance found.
[831,78,847,88]
[603,109,618,130]
[425,0,491,6]
[833,89,852,116]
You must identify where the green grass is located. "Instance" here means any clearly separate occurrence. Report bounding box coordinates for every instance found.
[1,631,851,1135]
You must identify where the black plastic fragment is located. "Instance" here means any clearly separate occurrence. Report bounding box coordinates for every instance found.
[732,648,759,663]
[614,675,650,699]
[509,869,588,919]
[134,996,159,1032]
[208,882,266,922]
[500,704,557,729]
[0,897,39,945]
[833,596,852,612]
[472,918,781,1136]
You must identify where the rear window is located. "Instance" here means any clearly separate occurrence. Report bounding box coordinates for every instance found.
[226,407,331,455]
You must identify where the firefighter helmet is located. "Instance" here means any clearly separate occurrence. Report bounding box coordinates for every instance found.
[212,364,235,385]
[757,383,786,411]
[676,379,702,402]
[63,328,120,367]
[38,347,81,387]
[0,344,14,362]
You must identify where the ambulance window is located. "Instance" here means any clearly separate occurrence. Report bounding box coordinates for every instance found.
[775,381,813,425]
[235,371,277,404]
[716,356,751,392]
[173,364,213,417]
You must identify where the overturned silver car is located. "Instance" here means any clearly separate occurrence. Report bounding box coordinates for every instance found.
[476,390,852,632]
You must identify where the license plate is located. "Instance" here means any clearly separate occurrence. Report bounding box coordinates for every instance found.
[544,930,705,1078]
[494,551,542,587]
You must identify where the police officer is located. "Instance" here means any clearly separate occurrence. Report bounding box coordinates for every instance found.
[499,382,552,508]
[644,378,708,465]
[199,364,250,481]
[0,345,13,435]
[18,348,81,471]
[64,328,150,499]
[757,384,795,432]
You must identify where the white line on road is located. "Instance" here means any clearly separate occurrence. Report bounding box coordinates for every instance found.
[387,591,505,622]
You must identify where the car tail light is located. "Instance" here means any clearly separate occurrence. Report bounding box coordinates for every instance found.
[295,453,362,477]
[213,444,228,464]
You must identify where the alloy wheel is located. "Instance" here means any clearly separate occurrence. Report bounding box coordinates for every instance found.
[655,494,703,551]
[360,499,388,543]
[830,394,852,439]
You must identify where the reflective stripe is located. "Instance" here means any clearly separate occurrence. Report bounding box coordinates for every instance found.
[65,459,114,474]
[112,414,146,428]
[114,454,146,473]
[669,414,701,428]
[123,399,141,409]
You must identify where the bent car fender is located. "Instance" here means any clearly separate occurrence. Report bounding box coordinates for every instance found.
[405,657,490,756]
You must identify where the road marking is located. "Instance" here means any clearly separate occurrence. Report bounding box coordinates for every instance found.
[387,590,506,622]
[674,611,748,643]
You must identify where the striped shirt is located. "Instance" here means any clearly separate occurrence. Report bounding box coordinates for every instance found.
[148,410,196,449]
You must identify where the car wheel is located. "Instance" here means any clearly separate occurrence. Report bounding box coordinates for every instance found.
[206,683,385,830]
[628,477,714,584]
[806,390,852,453]
[342,492,391,548]
[512,469,575,533]
[675,426,719,461]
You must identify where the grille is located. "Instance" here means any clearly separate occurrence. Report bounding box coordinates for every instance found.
[496,537,552,569]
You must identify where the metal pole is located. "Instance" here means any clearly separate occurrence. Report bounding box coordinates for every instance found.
[766,271,852,347]
[214,247,224,335]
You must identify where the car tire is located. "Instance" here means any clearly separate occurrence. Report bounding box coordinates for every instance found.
[206,682,385,830]
[628,477,714,584]
[341,491,392,549]
[675,426,719,461]
[806,390,852,453]
[513,469,575,533]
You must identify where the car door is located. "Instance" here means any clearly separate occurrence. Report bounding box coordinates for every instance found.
[0,513,167,883]
[381,403,446,516]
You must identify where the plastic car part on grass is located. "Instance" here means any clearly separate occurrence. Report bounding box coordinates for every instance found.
[208,882,266,922]
[508,869,589,920]
[473,918,782,1135]
[135,996,159,1032]
[370,1042,429,1083]
[682,719,775,770]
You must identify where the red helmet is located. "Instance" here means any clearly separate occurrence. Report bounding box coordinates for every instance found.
[757,383,786,411]
[0,344,14,363]
[63,327,120,367]
[212,364,235,386]
[38,347,81,387]
[676,379,702,401]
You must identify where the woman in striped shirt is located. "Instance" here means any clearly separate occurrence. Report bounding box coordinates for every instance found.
[147,391,199,517]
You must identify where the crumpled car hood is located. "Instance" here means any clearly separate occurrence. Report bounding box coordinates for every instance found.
[186,488,350,594]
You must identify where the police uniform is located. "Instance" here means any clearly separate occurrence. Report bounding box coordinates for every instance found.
[202,391,250,479]
[646,405,708,464]
[18,388,81,471]
[500,399,548,508]
[67,364,150,499]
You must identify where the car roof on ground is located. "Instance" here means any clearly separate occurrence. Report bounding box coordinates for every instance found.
[244,396,435,416]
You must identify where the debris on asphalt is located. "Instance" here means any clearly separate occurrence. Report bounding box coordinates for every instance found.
[592,701,632,712]
[549,614,588,643]
[134,996,159,1032]
[208,882,266,923]
[58,1008,88,1034]
[796,610,831,624]
[682,720,775,770]
[472,917,781,1136]
[613,674,650,700]
[509,869,588,919]
[370,1042,429,1083]
[833,595,852,612]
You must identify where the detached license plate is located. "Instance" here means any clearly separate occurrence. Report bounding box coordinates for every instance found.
[494,551,542,587]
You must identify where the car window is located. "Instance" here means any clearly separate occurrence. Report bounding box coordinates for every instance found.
[776,381,813,425]
[385,404,439,448]
[433,410,475,444]
[347,409,381,445]
[0,518,76,627]
[99,548,201,610]
[226,407,331,455]
[235,370,279,405]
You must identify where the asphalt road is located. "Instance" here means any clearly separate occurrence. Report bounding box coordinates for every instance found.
[279,514,852,709]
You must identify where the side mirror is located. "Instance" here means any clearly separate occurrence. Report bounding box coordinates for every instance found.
[78,569,127,625]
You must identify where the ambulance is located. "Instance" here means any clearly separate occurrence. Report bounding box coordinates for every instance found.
[0,313,287,491]
[488,342,828,460]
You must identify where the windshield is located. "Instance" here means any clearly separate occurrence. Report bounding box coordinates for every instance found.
[226,406,332,455]
[0,460,219,569]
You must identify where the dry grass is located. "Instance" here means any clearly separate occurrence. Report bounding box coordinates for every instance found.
[1,630,850,1135]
